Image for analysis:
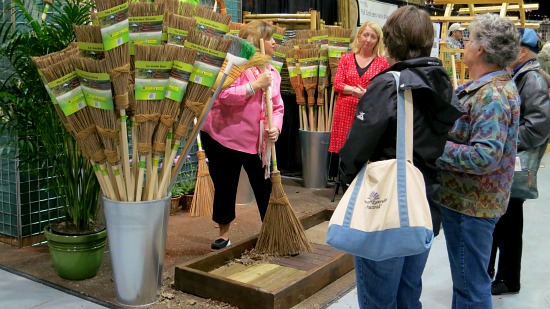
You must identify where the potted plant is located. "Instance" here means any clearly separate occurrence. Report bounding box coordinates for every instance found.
[179,178,196,212]
[0,0,106,280]
[170,182,184,215]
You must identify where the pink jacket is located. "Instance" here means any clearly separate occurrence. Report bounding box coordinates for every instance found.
[201,64,284,154]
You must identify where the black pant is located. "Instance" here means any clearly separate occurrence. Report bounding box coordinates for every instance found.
[488,197,524,289]
[201,132,271,225]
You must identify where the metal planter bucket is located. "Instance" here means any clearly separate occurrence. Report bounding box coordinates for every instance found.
[299,130,331,189]
[102,196,170,307]
[236,167,255,206]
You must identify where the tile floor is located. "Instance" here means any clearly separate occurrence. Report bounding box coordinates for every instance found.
[1,154,549,309]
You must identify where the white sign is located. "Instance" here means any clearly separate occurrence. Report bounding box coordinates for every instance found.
[431,23,441,58]
[358,0,398,28]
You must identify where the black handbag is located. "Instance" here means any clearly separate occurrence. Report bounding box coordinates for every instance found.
[510,147,543,199]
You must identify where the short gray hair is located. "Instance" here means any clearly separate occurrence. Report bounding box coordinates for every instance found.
[468,14,520,68]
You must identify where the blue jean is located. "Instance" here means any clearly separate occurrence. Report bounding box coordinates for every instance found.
[440,206,499,309]
[354,249,430,309]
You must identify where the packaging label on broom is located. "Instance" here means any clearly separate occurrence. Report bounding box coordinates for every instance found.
[298,57,319,78]
[229,29,240,35]
[48,72,86,116]
[77,42,105,59]
[75,68,114,110]
[185,41,226,88]
[328,37,351,58]
[129,15,163,55]
[167,27,189,46]
[273,33,284,45]
[165,61,194,102]
[319,54,328,78]
[194,17,229,37]
[97,2,130,51]
[309,35,329,49]
[271,52,285,73]
[287,59,298,78]
[135,60,173,100]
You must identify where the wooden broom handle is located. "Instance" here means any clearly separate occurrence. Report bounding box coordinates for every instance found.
[260,39,278,171]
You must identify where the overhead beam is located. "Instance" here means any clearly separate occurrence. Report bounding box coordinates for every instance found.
[434,0,521,4]
[458,4,539,14]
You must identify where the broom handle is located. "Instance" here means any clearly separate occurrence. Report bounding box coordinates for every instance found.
[324,88,329,130]
[160,130,173,181]
[99,162,117,201]
[157,140,181,199]
[120,110,134,201]
[92,161,110,200]
[131,116,139,191]
[111,164,128,201]
[135,155,147,202]
[194,118,204,152]
[260,39,278,172]
[451,55,459,89]
[147,154,160,201]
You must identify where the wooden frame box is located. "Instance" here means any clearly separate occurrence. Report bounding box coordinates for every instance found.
[174,209,353,309]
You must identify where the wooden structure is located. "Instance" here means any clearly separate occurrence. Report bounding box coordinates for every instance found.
[433,0,540,86]
[173,209,354,309]
[243,10,323,30]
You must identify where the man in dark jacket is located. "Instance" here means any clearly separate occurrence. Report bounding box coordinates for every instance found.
[488,28,550,295]
[338,6,464,308]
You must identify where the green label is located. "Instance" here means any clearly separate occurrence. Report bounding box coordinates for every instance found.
[273,33,284,45]
[165,60,194,102]
[319,64,327,78]
[47,72,86,116]
[298,57,319,78]
[271,51,285,73]
[328,46,349,58]
[309,34,328,48]
[135,60,173,100]
[185,41,226,87]
[93,164,100,172]
[287,65,298,78]
[194,16,229,37]
[75,68,114,110]
[139,160,146,168]
[167,27,189,46]
[97,2,129,51]
[167,131,173,139]
[113,167,120,176]
[229,29,240,35]
[77,42,105,59]
[129,15,163,55]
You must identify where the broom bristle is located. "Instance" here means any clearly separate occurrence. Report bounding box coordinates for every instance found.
[189,150,214,217]
[256,171,313,256]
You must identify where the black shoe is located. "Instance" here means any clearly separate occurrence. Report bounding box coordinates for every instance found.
[491,281,520,295]
[211,238,231,250]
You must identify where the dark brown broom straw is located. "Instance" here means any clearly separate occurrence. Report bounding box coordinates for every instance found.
[39,57,117,200]
[284,48,306,130]
[297,48,319,131]
[73,55,128,201]
[152,45,197,200]
[317,48,328,132]
[189,119,214,217]
[133,44,170,201]
[327,27,352,131]
[256,39,313,256]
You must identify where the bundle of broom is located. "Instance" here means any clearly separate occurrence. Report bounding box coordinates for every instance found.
[37,57,117,200]
[297,47,320,131]
[284,48,306,130]
[152,44,197,200]
[73,24,104,60]
[73,55,128,201]
[95,0,134,201]
[128,0,164,55]
[165,13,196,47]
[256,39,312,256]
[189,119,214,217]
[194,4,231,38]
[327,27,352,131]
[158,30,232,197]
[164,0,196,18]
[168,34,256,194]
[228,21,244,35]
[133,44,171,201]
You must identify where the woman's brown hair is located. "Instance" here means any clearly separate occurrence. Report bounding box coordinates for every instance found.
[382,6,434,61]
[239,20,274,50]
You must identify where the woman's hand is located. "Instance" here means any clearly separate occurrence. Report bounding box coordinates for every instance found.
[251,71,273,91]
[351,86,366,98]
[266,127,279,142]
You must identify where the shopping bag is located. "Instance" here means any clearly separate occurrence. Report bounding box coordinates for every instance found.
[326,71,433,261]
[510,147,542,199]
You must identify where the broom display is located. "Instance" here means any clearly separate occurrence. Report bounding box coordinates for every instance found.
[256,39,313,256]
[297,48,319,131]
[317,48,329,131]
[327,27,352,131]
[285,48,306,130]
[189,119,214,217]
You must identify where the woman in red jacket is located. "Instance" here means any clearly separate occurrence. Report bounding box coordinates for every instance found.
[329,21,389,155]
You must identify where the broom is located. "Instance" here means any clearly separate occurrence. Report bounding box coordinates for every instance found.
[317,48,328,132]
[228,21,244,35]
[128,1,164,55]
[297,48,319,131]
[256,39,313,256]
[285,48,306,130]
[152,44,197,199]
[327,27,352,131]
[73,56,128,201]
[166,34,256,194]
[165,13,196,47]
[194,4,231,38]
[189,118,214,217]
[96,0,134,200]
[273,25,286,46]
[73,24,105,60]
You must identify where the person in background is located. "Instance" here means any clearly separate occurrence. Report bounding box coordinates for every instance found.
[200,20,283,250]
[488,28,550,295]
[339,6,463,308]
[328,21,389,178]
[447,22,466,50]
[436,13,520,308]
[537,42,550,95]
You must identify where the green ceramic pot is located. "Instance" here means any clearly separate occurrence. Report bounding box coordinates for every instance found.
[43,225,107,280]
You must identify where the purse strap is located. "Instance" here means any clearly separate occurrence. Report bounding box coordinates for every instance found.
[388,71,414,163]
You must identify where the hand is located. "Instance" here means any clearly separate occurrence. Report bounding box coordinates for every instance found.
[265,127,279,142]
[352,86,366,98]
[252,71,272,90]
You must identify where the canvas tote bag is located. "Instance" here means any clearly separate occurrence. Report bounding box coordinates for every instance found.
[326,71,434,261]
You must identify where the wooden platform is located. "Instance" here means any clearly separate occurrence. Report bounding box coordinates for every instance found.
[173,209,354,309]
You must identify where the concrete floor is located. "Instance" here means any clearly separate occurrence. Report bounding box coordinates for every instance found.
[1,155,549,309]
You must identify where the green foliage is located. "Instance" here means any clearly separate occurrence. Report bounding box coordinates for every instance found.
[0,0,100,230]
[171,177,195,197]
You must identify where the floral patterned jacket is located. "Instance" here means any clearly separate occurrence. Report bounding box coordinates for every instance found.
[436,70,520,218]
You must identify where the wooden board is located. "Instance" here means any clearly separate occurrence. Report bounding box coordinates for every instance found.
[173,209,354,309]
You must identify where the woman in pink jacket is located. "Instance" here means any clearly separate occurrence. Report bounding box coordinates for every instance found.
[201,20,283,250]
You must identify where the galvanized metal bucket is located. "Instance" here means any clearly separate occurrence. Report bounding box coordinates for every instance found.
[299,130,331,189]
